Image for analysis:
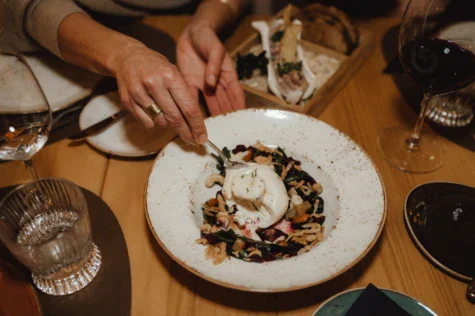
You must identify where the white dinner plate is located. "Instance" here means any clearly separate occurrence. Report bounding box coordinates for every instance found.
[439,21,475,42]
[145,109,386,292]
[0,53,101,113]
[79,92,176,157]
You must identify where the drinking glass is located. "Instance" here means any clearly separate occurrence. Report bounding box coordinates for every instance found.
[0,178,102,296]
[378,0,475,173]
[0,54,52,179]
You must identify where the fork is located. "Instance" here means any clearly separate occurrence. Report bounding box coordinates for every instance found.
[206,140,247,169]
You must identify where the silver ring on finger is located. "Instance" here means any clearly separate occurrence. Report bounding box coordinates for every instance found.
[145,103,162,120]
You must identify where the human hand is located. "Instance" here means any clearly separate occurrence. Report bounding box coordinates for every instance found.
[111,41,208,144]
[177,21,245,116]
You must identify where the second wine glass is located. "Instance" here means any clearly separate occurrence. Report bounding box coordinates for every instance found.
[378,0,475,173]
[0,54,52,179]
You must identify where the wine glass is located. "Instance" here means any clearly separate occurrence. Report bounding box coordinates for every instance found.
[378,0,475,173]
[0,54,52,179]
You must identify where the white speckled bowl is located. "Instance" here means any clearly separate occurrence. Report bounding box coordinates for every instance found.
[145,109,386,292]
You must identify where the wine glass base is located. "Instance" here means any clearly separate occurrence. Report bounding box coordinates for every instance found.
[32,243,102,296]
[377,127,444,173]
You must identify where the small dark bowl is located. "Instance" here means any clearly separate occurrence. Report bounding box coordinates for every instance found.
[404,182,475,303]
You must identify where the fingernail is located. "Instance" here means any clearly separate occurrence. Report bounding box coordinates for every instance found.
[207,75,216,87]
[198,133,208,144]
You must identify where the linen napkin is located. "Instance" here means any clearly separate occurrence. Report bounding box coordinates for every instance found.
[345,284,411,316]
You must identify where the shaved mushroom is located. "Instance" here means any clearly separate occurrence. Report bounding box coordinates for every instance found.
[288,187,297,197]
[292,213,310,224]
[232,238,245,252]
[254,140,266,151]
[254,155,273,165]
[294,201,312,216]
[203,209,216,217]
[213,242,229,265]
[195,238,208,245]
[248,249,263,258]
[216,213,230,229]
[306,234,318,242]
[302,222,320,229]
[206,174,224,188]
[312,183,323,194]
[206,198,218,207]
[281,161,295,180]
[295,180,305,189]
[200,223,212,233]
[217,194,227,213]
[297,247,308,255]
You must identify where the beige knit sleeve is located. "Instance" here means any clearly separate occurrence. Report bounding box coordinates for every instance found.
[0,0,84,56]
[25,0,85,57]
[1,0,38,54]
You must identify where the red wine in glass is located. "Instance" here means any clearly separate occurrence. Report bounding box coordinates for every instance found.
[378,0,475,174]
[400,38,475,95]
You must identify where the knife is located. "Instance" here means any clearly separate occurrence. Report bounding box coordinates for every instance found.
[68,110,129,141]
[52,77,117,130]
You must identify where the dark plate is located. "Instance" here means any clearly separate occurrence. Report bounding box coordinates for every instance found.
[312,287,436,316]
[0,260,43,316]
[0,185,131,316]
[404,182,475,281]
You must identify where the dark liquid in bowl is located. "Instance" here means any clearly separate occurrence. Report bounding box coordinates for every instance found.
[408,184,475,278]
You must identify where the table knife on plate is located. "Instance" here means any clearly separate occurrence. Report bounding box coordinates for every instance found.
[68,110,129,141]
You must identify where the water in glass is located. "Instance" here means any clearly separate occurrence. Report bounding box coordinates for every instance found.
[0,54,51,178]
[0,178,101,295]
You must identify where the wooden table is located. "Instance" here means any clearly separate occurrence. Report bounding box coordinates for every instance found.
[1,14,474,316]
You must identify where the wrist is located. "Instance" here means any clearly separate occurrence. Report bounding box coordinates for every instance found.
[106,38,145,76]
[192,0,238,32]
[186,19,214,34]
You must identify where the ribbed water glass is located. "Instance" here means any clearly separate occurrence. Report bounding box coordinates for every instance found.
[0,178,101,295]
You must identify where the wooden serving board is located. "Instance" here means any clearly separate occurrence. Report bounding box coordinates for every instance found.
[230,18,375,115]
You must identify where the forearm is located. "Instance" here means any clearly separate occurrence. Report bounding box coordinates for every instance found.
[191,0,244,32]
[57,12,144,76]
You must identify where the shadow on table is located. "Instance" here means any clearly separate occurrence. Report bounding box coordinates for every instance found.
[146,222,382,312]
[115,22,177,64]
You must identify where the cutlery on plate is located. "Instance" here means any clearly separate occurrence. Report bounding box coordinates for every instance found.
[68,110,129,141]
[52,77,117,129]
[206,140,247,169]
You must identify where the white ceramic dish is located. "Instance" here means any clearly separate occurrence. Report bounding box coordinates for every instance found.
[79,92,175,157]
[439,21,475,42]
[26,54,102,112]
[145,109,386,292]
[0,53,101,113]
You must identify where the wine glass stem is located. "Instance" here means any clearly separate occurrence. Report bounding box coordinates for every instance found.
[24,159,39,180]
[406,93,432,150]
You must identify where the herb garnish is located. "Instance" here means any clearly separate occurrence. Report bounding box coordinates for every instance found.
[236,51,268,80]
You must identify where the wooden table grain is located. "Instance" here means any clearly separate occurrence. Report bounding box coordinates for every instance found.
[1,15,474,316]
